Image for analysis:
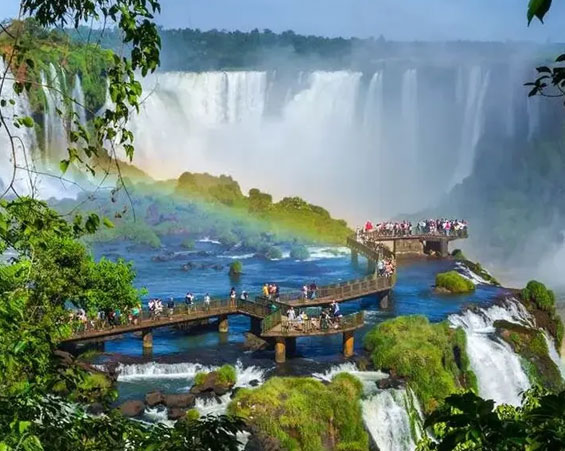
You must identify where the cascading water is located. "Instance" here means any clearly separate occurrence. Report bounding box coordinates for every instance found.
[71,73,87,128]
[449,66,490,188]
[313,363,423,451]
[448,299,533,406]
[42,63,69,161]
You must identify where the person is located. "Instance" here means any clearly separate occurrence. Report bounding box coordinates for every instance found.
[204,293,211,310]
[262,283,269,299]
[239,291,248,302]
[320,309,331,330]
[167,297,175,317]
[131,304,140,325]
[287,306,296,322]
[309,281,317,300]
[155,299,163,319]
[377,259,385,276]
[185,292,194,312]
[230,287,236,306]
[301,284,308,301]
[330,301,342,323]
[274,284,280,301]
[148,299,155,320]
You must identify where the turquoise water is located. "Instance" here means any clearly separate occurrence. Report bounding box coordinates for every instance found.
[89,236,504,403]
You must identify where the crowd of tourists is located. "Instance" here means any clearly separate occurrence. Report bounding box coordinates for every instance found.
[262,283,280,301]
[285,300,343,331]
[357,218,468,238]
[377,258,396,277]
[300,281,318,301]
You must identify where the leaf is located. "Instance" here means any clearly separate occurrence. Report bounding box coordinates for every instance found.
[18,420,31,434]
[59,159,70,174]
[528,0,552,25]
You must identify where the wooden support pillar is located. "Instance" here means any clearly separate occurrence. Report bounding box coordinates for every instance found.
[142,330,153,349]
[287,337,297,355]
[250,317,262,335]
[275,337,286,363]
[218,315,229,333]
[343,331,354,358]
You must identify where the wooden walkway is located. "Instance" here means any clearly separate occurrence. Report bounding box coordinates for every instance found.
[261,311,364,338]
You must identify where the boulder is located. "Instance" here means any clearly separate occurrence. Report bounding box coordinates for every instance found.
[118,400,145,417]
[377,376,405,390]
[145,390,165,407]
[243,332,270,351]
[190,372,233,396]
[163,393,195,409]
[249,379,260,387]
[167,407,188,421]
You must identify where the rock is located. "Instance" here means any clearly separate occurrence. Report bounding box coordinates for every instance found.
[197,251,210,257]
[249,379,260,387]
[434,286,452,294]
[230,387,242,399]
[86,403,105,415]
[243,332,270,351]
[181,262,196,271]
[245,426,283,451]
[377,376,405,390]
[190,372,233,396]
[163,393,195,409]
[119,400,145,417]
[145,390,165,407]
[167,407,188,421]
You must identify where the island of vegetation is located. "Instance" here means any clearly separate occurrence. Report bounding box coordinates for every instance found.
[435,270,475,294]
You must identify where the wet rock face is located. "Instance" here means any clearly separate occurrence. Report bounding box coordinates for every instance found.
[119,400,145,417]
[190,372,235,396]
[167,407,188,420]
[163,393,196,409]
[243,332,270,351]
[145,390,165,407]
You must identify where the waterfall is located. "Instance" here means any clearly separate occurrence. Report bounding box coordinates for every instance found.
[313,364,422,451]
[41,64,68,162]
[448,299,532,406]
[449,67,490,188]
[401,69,419,162]
[362,389,422,451]
[0,59,37,195]
[526,95,540,141]
[71,73,87,128]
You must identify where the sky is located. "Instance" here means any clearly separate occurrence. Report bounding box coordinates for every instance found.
[1,0,565,42]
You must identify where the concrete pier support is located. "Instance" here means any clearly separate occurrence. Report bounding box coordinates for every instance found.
[218,315,229,333]
[275,337,286,363]
[439,239,449,258]
[250,317,262,336]
[142,330,153,349]
[379,291,390,309]
[343,331,354,357]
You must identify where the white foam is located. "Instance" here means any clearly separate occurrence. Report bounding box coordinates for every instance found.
[198,237,222,245]
[306,246,350,261]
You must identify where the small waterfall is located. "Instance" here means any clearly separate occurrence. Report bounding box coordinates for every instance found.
[115,361,217,380]
[448,299,532,406]
[450,67,490,188]
[71,73,87,128]
[313,364,422,451]
[543,331,565,379]
[526,95,541,141]
[400,69,419,162]
[362,389,421,451]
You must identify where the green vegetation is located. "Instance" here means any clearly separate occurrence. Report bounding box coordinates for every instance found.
[290,244,310,260]
[229,261,243,276]
[228,374,368,451]
[364,316,477,413]
[194,372,207,386]
[521,280,564,346]
[185,408,200,422]
[217,364,237,385]
[495,320,563,392]
[181,238,195,249]
[418,389,565,450]
[174,172,352,245]
[435,271,475,294]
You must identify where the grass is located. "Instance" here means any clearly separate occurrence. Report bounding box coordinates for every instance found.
[364,315,477,413]
[194,364,237,388]
[228,374,368,451]
[435,271,475,294]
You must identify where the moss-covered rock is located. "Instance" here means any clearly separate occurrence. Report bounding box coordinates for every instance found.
[228,374,368,451]
[435,271,475,294]
[520,280,564,347]
[364,315,477,413]
[229,260,243,276]
[192,364,237,396]
[451,251,500,286]
[495,320,564,392]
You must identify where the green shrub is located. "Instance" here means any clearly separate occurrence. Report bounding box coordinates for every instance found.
[185,408,200,422]
[194,372,206,386]
[180,238,195,250]
[229,260,243,276]
[216,364,237,385]
[522,280,555,312]
[435,271,475,293]
[451,249,466,260]
[264,246,282,260]
[228,376,368,451]
[290,244,310,260]
[364,316,476,413]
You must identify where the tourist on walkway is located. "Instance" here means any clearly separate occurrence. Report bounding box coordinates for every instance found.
[230,287,236,306]
[204,293,211,310]
[287,306,296,322]
[330,301,342,320]
[154,299,163,319]
[185,292,194,311]
[239,291,248,301]
[309,281,317,300]
[301,284,308,300]
[262,283,269,299]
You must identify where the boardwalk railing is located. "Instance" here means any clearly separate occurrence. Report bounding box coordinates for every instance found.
[262,311,365,336]
[261,309,282,334]
[362,229,468,240]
